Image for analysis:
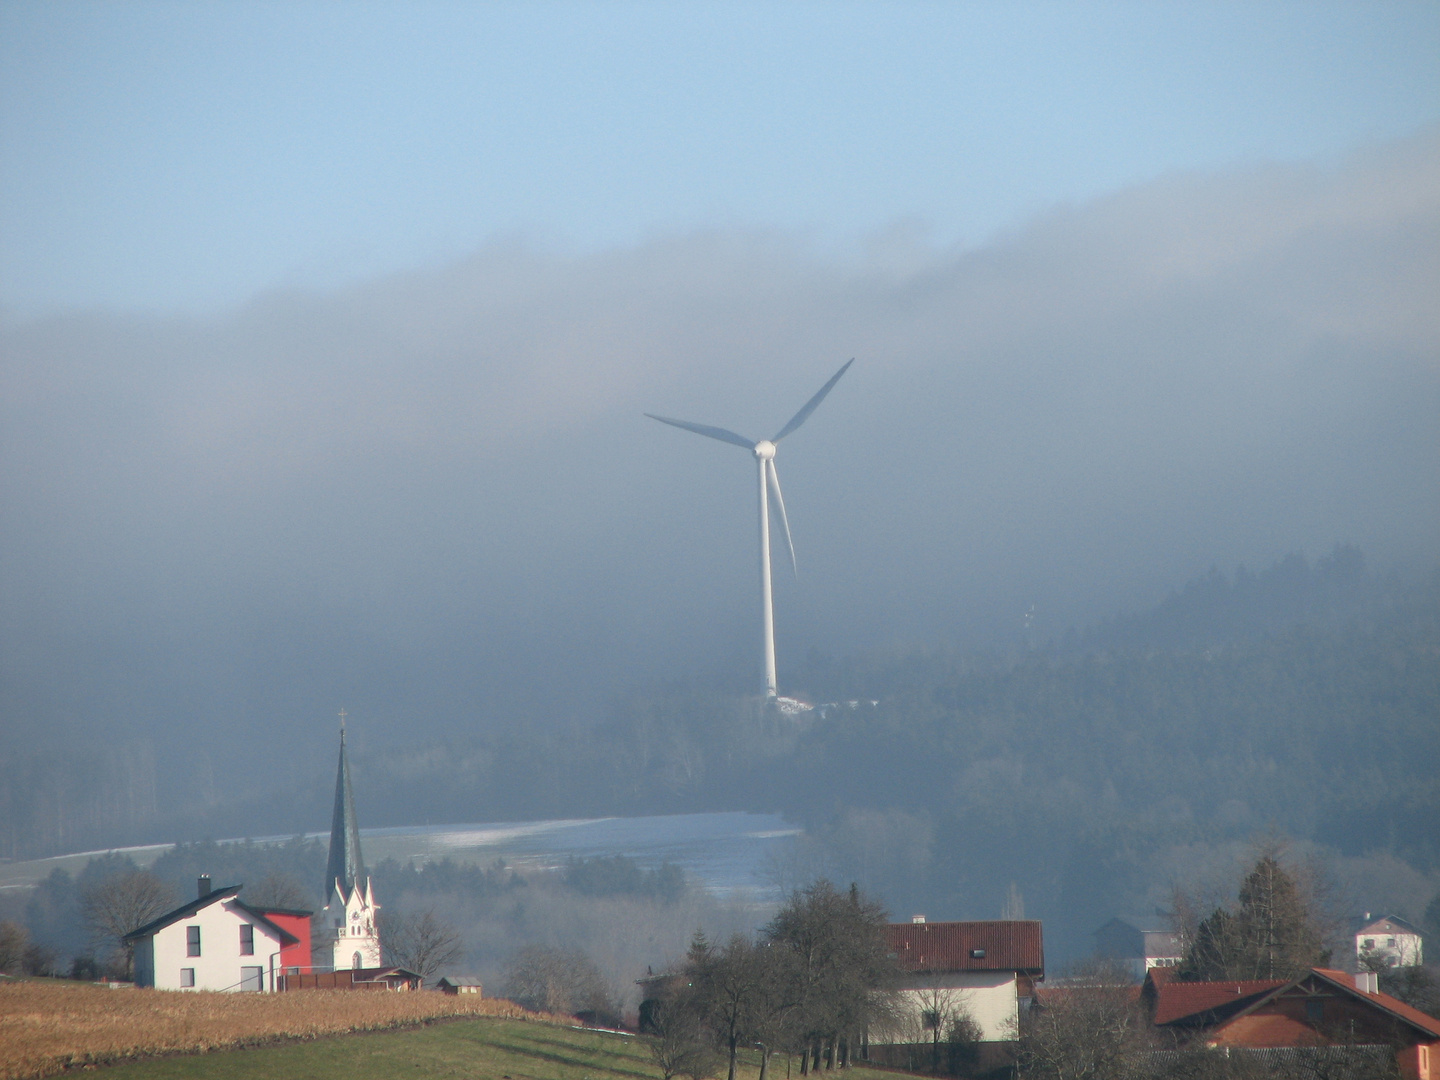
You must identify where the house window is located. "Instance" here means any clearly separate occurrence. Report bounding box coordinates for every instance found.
[1305,998,1324,1023]
[240,965,263,992]
[186,926,201,957]
[1387,938,1397,948]
[180,968,195,987]
[1362,938,1374,949]
[239,924,254,955]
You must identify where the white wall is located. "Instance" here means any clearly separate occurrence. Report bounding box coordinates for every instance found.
[891,972,1019,1043]
[1356,930,1423,968]
[137,897,285,991]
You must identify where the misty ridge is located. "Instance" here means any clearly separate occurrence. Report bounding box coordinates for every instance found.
[0,129,1437,964]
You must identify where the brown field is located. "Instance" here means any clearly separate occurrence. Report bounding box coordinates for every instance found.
[0,978,550,1079]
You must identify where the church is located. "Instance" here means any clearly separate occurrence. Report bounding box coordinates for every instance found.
[313,726,382,971]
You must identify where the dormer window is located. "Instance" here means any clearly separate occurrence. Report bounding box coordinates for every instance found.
[971,949,986,958]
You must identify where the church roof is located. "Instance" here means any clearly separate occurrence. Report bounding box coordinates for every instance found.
[325,729,367,899]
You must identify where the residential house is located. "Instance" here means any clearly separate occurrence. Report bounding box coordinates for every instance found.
[880,917,1045,1047]
[1354,913,1425,969]
[1094,916,1182,980]
[1144,966,1440,1079]
[126,876,309,992]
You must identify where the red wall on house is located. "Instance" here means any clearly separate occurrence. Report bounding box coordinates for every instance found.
[259,911,312,973]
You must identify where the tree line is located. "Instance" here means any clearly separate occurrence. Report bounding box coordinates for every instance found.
[642,880,898,1080]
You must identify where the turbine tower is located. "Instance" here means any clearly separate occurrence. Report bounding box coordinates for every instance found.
[647,359,853,699]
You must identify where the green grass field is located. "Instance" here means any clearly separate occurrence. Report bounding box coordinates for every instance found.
[92,1016,911,1080]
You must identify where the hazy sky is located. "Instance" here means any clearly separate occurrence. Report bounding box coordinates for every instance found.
[3,2,1438,315]
[2,4,1438,776]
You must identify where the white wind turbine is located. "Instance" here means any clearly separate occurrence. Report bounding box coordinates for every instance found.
[647,359,853,700]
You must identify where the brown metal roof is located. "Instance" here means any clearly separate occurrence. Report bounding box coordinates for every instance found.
[887,921,1044,976]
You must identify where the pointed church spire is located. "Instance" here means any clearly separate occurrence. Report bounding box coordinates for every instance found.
[325,715,367,900]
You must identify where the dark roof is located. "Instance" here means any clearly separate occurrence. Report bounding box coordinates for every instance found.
[123,886,299,947]
[325,730,368,899]
[887,921,1044,975]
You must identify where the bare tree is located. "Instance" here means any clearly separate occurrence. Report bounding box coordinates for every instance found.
[381,908,466,985]
[1016,960,1150,1080]
[912,976,972,1074]
[762,880,897,1073]
[0,920,28,974]
[503,944,614,1019]
[647,991,722,1080]
[244,871,312,911]
[79,869,175,980]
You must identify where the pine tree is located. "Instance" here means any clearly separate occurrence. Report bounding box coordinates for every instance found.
[1177,852,1328,981]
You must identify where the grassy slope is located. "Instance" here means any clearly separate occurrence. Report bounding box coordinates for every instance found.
[94,1017,910,1080]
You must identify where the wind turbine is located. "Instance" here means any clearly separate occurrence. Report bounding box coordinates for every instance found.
[647,359,853,700]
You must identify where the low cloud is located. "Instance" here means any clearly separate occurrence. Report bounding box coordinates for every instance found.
[2,129,1436,775]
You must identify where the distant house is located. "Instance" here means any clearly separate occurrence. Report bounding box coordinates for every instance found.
[1094,917,1182,980]
[1353,913,1424,969]
[125,876,310,992]
[1144,966,1440,1079]
[436,976,482,995]
[880,918,1045,1046]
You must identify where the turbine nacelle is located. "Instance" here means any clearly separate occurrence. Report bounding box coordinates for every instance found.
[752,440,776,461]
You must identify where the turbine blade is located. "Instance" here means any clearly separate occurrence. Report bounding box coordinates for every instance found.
[644,413,755,449]
[767,458,797,577]
[772,358,854,442]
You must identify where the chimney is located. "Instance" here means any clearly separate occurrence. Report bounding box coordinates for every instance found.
[911,914,926,924]
[198,875,211,898]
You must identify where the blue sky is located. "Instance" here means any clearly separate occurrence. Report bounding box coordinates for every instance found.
[3,1,1438,315]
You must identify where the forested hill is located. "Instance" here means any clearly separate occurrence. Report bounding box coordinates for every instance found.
[348,552,1440,960]
[4,552,1437,964]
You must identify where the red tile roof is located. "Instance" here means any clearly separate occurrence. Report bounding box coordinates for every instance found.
[887,921,1043,975]
[1151,979,1284,1026]
[1150,968,1440,1041]
[1308,969,1440,1039]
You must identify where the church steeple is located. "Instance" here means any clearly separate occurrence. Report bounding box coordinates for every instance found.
[324,717,366,900]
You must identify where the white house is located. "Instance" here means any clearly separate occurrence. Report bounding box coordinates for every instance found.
[881,918,1045,1045]
[126,877,300,991]
[1094,917,1183,980]
[1354,913,1424,969]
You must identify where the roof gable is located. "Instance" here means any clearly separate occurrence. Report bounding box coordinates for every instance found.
[123,886,298,946]
[1150,977,1284,1026]
[1154,968,1440,1041]
[1354,915,1421,936]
